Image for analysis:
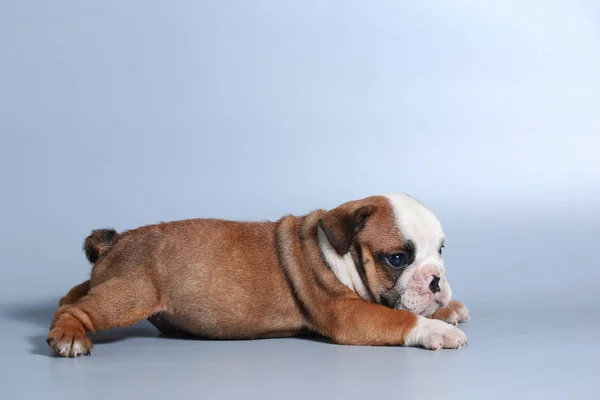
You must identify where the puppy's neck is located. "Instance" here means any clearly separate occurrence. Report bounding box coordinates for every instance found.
[317,226,372,302]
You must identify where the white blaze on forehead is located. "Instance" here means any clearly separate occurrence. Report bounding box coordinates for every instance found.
[382,193,445,260]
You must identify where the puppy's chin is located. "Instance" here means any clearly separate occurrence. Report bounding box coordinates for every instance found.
[398,301,440,317]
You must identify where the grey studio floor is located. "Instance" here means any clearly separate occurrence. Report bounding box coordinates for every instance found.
[2,214,599,400]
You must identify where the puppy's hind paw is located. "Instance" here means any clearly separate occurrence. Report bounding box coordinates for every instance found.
[47,327,93,358]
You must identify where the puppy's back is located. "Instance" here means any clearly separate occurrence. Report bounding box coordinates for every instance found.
[87,218,302,337]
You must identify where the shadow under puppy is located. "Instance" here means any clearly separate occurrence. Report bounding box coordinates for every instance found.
[47,193,470,357]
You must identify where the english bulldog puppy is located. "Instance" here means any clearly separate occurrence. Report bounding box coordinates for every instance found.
[47,193,469,357]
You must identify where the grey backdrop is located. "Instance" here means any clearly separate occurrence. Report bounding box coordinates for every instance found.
[1,1,599,399]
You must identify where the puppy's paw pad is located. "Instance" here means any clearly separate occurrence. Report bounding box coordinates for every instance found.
[47,328,92,358]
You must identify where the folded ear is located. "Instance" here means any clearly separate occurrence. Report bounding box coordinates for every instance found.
[318,203,375,255]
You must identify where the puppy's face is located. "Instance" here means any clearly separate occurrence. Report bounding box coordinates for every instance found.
[319,193,451,316]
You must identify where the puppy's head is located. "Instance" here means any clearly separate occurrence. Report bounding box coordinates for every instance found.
[318,193,450,316]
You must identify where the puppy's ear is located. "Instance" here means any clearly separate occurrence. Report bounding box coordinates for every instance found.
[319,203,374,255]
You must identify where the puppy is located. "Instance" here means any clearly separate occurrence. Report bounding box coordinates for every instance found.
[47,193,469,357]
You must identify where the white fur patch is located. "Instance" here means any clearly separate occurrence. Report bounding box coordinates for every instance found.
[71,341,83,357]
[383,193,445,258]
[317,226,372,301]
[404,316,467,350]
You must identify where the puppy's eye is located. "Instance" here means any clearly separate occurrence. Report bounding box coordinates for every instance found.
[439,244,444,255]
[386,253,406,268]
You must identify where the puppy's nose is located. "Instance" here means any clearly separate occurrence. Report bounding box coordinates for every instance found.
[429,275,441,294]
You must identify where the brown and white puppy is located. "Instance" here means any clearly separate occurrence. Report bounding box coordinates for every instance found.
[47,193,469,357]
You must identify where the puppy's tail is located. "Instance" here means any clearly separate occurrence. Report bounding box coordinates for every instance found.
[83,228,120,264]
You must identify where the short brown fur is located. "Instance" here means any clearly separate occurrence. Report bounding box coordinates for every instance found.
[47,195,462,357]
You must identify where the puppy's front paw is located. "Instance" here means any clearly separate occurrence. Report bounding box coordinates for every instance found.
[404,316,468,350]
[429,300,470,326]
[47,327,92,358]
[451,301,470,323]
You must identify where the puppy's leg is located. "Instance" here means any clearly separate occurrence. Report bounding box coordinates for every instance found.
[428,300,470,326]
[47,277,161,357]
[322,299,467,350]
[58,280,90,306]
